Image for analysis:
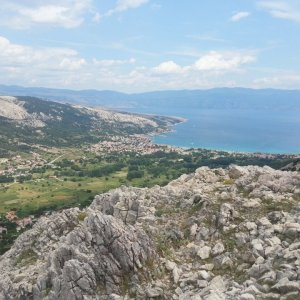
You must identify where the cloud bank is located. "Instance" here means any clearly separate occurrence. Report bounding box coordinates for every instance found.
[0,36,260,91]
[0,0,91,29]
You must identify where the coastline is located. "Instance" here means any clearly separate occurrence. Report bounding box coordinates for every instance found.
[148,119,300,158]
[148,115,187,137]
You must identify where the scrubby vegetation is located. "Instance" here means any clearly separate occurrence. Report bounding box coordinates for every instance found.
[0,146,298,255]
[0,96,178,156]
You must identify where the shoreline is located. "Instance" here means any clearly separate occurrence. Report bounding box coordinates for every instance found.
[147,121,300,158]
[155,140,300,158]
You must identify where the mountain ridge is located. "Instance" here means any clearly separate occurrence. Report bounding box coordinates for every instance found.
[1,84,300,110]
[0,165,299,299]
[0,95,181,155]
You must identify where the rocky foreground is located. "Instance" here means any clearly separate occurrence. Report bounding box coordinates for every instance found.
[0,165,300,300]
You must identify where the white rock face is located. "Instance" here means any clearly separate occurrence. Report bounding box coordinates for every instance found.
[0,96,178,133]
[0,165,299,299]
[76,105,159,128]
[0,96,46,127]
[212,242,225,256]
[0,209,153,300]
[197,246,211,259]
[0,96,29,120]
[242,198,261,208]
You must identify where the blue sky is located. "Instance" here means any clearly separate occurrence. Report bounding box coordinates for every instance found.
[0,0,300,92]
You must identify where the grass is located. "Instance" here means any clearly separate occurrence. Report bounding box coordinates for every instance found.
[0,167,171,219]
[2,146,297,256]
[188,202,206,216]
[293,193,300,202]
[44,287,52,297]
[0,149,180,254]
[77,211,87,222]
[2,145,297,220]
[0,175,121,216]
[154,235,174,258]
[15,249,38,267]
[223,179,235,185]
[154,205,179,217]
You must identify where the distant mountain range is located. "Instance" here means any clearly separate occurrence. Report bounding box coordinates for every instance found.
[0,84,300,111]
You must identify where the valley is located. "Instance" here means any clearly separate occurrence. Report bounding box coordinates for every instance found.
[0,137,298,254]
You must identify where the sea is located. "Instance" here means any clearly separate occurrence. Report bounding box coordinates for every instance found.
[126,106,300,155]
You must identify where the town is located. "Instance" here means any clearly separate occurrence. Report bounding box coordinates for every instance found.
[89,134,185,155]
[0,152,47,177]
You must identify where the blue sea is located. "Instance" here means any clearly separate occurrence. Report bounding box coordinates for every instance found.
[127,107,300,154]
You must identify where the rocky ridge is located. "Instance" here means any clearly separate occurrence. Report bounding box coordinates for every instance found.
[74,106,160,129]
[0,96,176,130]
[282,160,300,172]
[0,96,46,127]
[0,96,182,152]
[0,165,300,300]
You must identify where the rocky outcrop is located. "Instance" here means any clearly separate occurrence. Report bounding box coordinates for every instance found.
[282,160,300,172]
[0,96,46,127]
[0,209,153,300]
[0,165,299,299]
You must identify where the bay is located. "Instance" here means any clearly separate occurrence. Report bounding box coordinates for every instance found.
[126,106,300,154]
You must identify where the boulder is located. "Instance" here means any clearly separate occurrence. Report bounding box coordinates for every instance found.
[197,246,211,260]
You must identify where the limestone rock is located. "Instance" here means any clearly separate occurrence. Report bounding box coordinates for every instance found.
[211,242,225,256]
[0,209,154,300]
[197,246,211,260]
[0,165,299,300]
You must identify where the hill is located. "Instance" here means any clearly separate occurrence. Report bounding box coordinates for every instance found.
[0,96,181,155]
[0,165,299,299]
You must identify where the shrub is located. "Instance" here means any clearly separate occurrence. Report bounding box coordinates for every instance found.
[77,212,87,222]
[15,249,38,267]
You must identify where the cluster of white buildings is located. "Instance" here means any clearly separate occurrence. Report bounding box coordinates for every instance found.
[90,135,183,155]
[0,152,47,177]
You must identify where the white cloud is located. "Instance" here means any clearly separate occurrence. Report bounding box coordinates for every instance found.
[152,51,256,80]
[230,11,251,22]
[153,61,183,74]
[92,12,101,22]
[258,0,300,23]
[194,51,255,71]
[0,0,91,29]
[93,58,136,67]
[115,0,149,11]
[0,35,87,77]
[103,0,149,18]
[0,35,261,92]
[0,35,144,90]
[254,73,300,88]
[60,58,86,70]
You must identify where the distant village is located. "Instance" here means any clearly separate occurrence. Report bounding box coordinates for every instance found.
[0,152,47,178]
[89,134,185,155]
[1,137,299,180]
[0,210,34,245]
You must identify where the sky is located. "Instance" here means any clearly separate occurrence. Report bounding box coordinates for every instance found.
[0,0,300,92]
